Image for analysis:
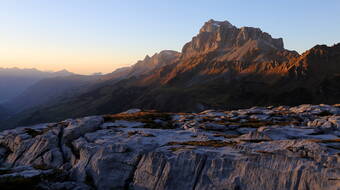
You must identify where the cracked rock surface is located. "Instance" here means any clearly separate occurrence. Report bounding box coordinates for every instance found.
[0,104,340,189]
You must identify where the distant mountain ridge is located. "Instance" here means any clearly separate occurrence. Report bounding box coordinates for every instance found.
[2,50,181,114]
[0,67,73,77]
[0,67,74,103]
[1,19,340,129]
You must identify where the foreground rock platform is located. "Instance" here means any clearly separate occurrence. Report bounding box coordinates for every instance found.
[0,104,340,190]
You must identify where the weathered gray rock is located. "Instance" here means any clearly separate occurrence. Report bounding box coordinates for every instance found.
[0,104,339,189]
[63,116,104,142]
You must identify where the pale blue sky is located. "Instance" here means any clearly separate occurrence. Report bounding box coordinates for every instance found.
[0,0,339,74]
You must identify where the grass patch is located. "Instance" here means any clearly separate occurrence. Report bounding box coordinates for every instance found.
[142,133,155,137]
[328,178,340,181]
[309,139,340,143]
[212,119,295,129]
[168,146,194,152]
[104,111,176,129]
[127,131,138,137]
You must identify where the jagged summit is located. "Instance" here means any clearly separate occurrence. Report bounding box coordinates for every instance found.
[237,26,284,50]
[289,43,340,78]
[127,50,180,77]
[199,19,236,33]
[181,19,290,62]
[51,69,74,77]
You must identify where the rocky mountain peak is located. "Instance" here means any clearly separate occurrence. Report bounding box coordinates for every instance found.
[237,27,284,50]
[199,19,235,33]
[144,55,151,61]
[127,50,180,77]
[182,20,287,59]
[51,69,74,77]
[289,43,340,78]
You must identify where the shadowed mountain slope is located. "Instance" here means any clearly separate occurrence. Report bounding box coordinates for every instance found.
[0,68,74,103]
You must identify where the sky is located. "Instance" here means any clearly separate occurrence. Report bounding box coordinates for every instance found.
[0,0,339,74]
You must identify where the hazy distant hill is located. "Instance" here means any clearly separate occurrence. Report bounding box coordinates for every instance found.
[3,75,102,114]
[1,51,179,115]
[0,68,74,103]
[2,20,340,129]
[0,50,180,129]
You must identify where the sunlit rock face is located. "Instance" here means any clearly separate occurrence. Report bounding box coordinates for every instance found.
[127,50,181,78]
[181,19,293,62]
[0,104,340,189]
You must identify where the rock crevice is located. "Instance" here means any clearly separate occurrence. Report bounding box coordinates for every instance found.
[0,105,339,189]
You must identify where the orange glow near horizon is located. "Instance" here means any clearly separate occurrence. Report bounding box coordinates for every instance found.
[0,46,140,74]
[1,1,339,74]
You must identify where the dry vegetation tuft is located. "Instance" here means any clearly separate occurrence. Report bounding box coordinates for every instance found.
[103,111,176,129]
